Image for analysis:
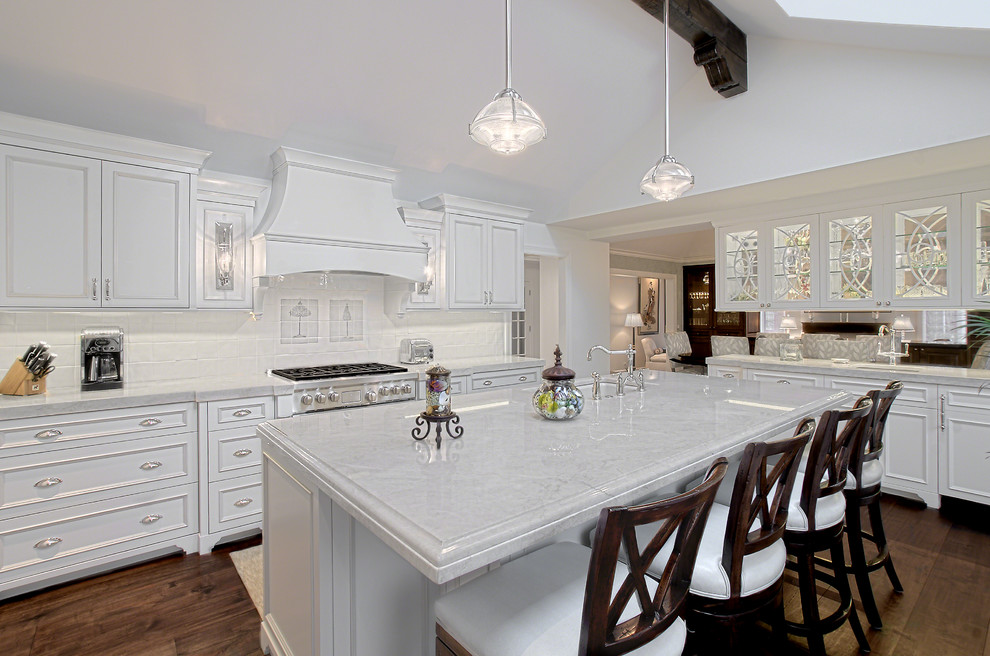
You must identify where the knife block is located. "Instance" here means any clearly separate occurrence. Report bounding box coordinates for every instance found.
[0,359,47,396]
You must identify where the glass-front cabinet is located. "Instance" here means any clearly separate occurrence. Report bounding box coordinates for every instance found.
[962,190,990,306]
[720,228,760,309]
[883,195,960,308]
[820,206,882,309]
[769,217,816,307]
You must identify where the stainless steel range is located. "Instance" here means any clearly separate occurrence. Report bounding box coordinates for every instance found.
[271,363,419,415]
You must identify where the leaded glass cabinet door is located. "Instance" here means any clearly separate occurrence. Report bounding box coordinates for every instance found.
[820,207,883,309]
[962,190,990,306]
[719,227,761,310]
[768,217,817,307]
[883,195,961,308]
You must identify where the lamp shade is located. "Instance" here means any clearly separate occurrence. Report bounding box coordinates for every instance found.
[624,313,645,328]
[892,314,915,332]
[779,316,799,330]
[469,88,547,155]
[640,155,694,201]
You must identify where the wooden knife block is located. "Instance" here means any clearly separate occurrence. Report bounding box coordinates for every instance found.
[0,359,47,396]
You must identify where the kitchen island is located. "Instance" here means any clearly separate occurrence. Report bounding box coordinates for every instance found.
[258,371,850,656]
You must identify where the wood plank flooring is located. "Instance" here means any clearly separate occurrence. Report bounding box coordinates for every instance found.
[1,495,987,656]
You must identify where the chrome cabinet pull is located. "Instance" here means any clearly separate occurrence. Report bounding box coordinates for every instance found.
[940,393,946,431]
[483,380,493,386]
[232,409,252,417]
[34,477,63,488]
[233,498,253,507]
[518,376,527,381]
[35,429,62,439]
[776,379,791,385]
[91,278,98,301]
[723,373,735,379]
[34,537,62,549]
[139,418,162,427]
[105,278,111,301]
[140,461,163,470]
[233,449,253,457]
[141,514,163,524]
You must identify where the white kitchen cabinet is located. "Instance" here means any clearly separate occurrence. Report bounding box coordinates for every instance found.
[882,195,961,308]
[102,162,190,308]
[470,366,539,391]
[962,189,990,306]
[487,219,524,308]
[708,365,743,380]
[820,206,885,309]
[746,368,823,388]
[717,226,761,310]
[0,145,102,307]
[938,385,990,504]
[882,405,939,506]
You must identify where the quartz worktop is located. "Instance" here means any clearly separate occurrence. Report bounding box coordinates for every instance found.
[399,355,545,377]
[260,370,850,583]
[707,354,990,389]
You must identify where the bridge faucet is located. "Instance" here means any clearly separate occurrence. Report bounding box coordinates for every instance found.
[616,370,645,396]
[587,344,636,374]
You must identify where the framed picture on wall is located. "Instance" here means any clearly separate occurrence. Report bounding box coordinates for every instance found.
[638,277,660,335]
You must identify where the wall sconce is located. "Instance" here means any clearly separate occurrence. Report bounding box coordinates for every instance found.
[215,221,234,290]
[416,263,434,295]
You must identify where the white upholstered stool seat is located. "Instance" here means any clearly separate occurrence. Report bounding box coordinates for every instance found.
[785,471,847,532]
[845,459,883,490]
[435,541,687,656]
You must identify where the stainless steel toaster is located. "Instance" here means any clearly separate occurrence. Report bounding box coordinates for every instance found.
[399,338,434,364]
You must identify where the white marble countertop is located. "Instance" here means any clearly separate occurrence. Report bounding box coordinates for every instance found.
[260,370,850,584]
[0,374,296,421]
[707,354,990,388]
[399,355,545,377]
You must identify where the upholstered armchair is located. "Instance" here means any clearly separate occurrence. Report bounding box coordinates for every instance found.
[641,337,671,372]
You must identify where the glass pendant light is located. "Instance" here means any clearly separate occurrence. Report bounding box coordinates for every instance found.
[469,0,547,155]
[640,0,694,201]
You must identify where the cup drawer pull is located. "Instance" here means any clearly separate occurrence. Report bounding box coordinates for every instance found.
[233,449,253,458]
[141,514,163,524]
[139,418,163,427]
[776,380,791,385]
[722,373,735,379]
[233,498,253,507]
[34,537,62,549]
[35,429,62,439]
[483,380,493,386]
[518,376,528,381]
[34,477,63,488]
[140,461,163,470]
[232,409,253,417]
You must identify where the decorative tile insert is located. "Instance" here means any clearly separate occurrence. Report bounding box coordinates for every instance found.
[280,299,319,344]
[329,300,364,343]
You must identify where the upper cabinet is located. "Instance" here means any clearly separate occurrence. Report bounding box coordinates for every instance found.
[962,189,990,307]
[0,113,210,310]
[420,195,530,311]
[717,194,964,311]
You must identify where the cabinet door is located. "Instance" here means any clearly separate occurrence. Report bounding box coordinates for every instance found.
[767,216,817,308]
[819,207,883,309]
[406,227,441,309]
[102,163,190,307]
[196,200,252,308]
[718,227,761,310]
[447,214,488,309]
[0,146,102,307]
[962,190,990,306]
[883,195,961,308]
[881,406,938,501]
[940,408,990,503]
[487,219,523,309]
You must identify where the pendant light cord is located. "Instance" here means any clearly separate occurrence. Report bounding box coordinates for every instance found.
[505,0,512,90]
[663,0,670,157]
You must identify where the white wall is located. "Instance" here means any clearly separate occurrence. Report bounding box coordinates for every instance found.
[609,275,638,373]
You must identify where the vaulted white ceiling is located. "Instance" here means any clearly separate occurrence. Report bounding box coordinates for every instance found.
[0,0,988,231]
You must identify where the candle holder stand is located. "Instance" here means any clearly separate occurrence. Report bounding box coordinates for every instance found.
[411,412,463,449]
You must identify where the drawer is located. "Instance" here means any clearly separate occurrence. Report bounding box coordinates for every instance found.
[471,368,539,391]
[827,376,936,408]
[0,483,197,579]
[0,432,196,518]
[209,426,262,482]
[708,366,743,380]
[747,369,823,389]
[941,385,990,412]
[206,396,274,431]
[209,477,263,533]
[0,403,196,456]
[417,375,469,399]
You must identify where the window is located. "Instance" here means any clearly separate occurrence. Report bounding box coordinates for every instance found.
[920,310,967,344]
[510,311,526,355]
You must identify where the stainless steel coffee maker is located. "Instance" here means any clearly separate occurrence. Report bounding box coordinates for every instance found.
[81,327,124,390]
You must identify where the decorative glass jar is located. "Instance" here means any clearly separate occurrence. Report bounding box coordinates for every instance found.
[424,364,452,416]
[532,346,584,420]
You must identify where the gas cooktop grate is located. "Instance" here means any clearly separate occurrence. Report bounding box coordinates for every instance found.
[270,363,409,382]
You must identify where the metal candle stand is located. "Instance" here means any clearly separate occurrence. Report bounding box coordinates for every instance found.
[411,412,463,449]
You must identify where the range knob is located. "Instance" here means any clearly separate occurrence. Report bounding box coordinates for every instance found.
[401,384,413,394]
[379,386,391,397]
[390,385,401,395]
[328,391,340,402]
[314,392,327,404]
[300,394,314,406]
[366,390,378,403]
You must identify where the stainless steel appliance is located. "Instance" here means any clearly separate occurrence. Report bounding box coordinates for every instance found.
[271,363,418,415]
[399,338,434,364]
[81,327,124,390]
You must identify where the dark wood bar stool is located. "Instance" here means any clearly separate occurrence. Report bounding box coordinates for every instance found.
[783,396,874,656]
[845,381,905,629]
[434,459,728,656]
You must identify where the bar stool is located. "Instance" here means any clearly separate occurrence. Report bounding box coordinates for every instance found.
[845,381,905,629]
[783,396,874,656]
[434,459,728,656]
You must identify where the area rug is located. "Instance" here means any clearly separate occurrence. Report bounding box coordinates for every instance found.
[230,544,264,616]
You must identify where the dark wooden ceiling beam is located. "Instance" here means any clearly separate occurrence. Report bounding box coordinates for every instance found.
[632,0,748,98]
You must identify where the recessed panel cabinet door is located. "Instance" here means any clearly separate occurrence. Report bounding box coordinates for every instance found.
[102,163,190,307]
[488,219,523,308]
[0,146,102,307]
[881,406,937,499]
[447,214,487,309]
[940,408,990,504]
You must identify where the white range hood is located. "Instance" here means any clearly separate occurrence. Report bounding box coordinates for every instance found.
[252,147,428,281]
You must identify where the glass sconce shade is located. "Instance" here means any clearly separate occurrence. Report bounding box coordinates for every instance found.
[640,155,695,201]
[215,221,234,290]
[469,88,547,155]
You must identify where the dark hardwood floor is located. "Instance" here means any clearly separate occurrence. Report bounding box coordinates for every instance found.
[2,496,987,656]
